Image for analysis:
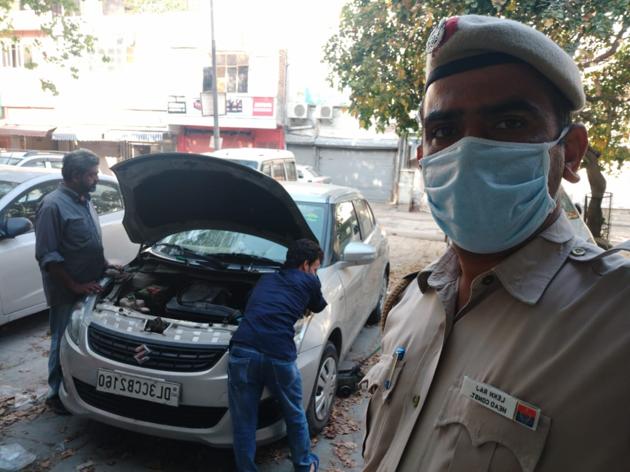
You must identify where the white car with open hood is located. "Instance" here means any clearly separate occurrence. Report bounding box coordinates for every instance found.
[59,153,389,446]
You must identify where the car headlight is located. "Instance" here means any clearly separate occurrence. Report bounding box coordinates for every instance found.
[67,301,86,344]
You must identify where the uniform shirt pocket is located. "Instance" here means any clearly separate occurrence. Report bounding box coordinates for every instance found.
[435,381,551,472]
[64,217,92,249]
[361,356,407,459]
[360,356,406,402]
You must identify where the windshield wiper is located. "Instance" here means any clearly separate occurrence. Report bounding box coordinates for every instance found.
[151,243,226,269]
[213,252,282,267]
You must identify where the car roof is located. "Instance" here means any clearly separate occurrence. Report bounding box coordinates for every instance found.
[205,148,295,162]
[21,154,63,160]
[1,149,64,160]
[0,165,116,184]
[0,164,60,183]
[282,181,360,203]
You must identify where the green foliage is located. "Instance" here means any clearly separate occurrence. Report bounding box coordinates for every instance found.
[123,0,188,14]
[0,1,98,94]
[325,0,630,170]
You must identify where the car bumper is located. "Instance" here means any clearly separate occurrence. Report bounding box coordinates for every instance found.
[59,327,322,447]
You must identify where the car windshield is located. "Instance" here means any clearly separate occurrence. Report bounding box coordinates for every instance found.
[0,180,19,199]
[226,159,258,170]
[154,201,327,264]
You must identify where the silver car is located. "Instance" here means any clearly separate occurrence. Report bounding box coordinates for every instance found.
[0,166,138,326]
[59,153,389,446]
[0,150,64,169]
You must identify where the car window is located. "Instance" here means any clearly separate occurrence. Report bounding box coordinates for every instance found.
[0,152,24,165]
[3,180,60,227]
[0,180,19,199]
[225,158,258,170]
[21,159,46,168]
[297,169,304,179]
[49,160,63,169]
[272,161,286,181]
[334,201,361,258]
[353,199,375,239]
[91,182,124,215]
[285,161,297,181]
[296,201,326,244]
[261,162,272,176]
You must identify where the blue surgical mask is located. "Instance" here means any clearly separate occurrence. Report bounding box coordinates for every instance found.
[421,131,567,254]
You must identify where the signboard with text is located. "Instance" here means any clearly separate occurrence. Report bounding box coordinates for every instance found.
[252,97,274,117]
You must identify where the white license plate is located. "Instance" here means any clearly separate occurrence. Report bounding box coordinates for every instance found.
[96,369,181,407]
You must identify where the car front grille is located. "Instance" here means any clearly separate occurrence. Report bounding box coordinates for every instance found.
[72,378,282,430]
[73,378,227,428]
[88,323,226,372]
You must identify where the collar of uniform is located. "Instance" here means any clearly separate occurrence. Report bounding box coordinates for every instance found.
[493,212,575,305]
[418,247,459,293]
[60,183,91,203]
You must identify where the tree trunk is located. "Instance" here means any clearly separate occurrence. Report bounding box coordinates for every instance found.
[582,147,608,244]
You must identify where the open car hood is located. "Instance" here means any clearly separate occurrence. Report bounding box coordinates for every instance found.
[111,153,317,246]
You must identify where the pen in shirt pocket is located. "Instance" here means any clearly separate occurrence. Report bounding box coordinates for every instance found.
[384,346,405,390]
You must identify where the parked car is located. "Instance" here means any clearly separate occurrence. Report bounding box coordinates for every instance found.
[0,149,65,169]
[59,153,389,446]
[0,165,139,326]
[204,148,298,181]
[296,165,332,184]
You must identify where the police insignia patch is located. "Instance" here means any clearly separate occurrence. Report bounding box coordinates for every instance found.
[426,19,446,54]
[426,17,459,55]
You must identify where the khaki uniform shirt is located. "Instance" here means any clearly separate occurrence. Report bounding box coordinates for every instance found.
[362,213,630,472]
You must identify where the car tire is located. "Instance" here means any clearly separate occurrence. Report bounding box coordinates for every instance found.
[366,272,388,326]
[306,341,338,435]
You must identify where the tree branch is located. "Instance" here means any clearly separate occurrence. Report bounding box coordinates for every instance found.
[580,27,628,67]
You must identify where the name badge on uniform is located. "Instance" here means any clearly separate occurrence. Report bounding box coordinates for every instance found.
[461,376,541,431]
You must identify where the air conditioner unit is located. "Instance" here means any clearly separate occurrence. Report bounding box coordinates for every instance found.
[316,105,334,120]
[288,102,309,119]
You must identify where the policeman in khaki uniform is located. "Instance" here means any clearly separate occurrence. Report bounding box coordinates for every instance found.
[362,15,630,472]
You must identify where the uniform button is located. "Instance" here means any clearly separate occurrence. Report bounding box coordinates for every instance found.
[482,275,495,285]
[571,247,586,256]
[412,394,421,408]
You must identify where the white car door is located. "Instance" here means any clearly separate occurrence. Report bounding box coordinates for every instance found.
[354,199,385,313]
[331,201,365,347]
[0,179,60,321]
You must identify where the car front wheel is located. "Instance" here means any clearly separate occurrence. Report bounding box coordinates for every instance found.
[306,341,338,435]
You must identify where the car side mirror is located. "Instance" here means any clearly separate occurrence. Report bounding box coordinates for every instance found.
[0,217,33,239]
[341,241,376,267]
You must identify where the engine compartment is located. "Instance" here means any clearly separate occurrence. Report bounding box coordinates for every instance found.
[99,264,259,326]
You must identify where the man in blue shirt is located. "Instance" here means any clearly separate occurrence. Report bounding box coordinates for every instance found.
[229,239,327,472]
[35,149,106,415]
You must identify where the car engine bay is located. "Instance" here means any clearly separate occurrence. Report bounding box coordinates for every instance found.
[96,263,260,329]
